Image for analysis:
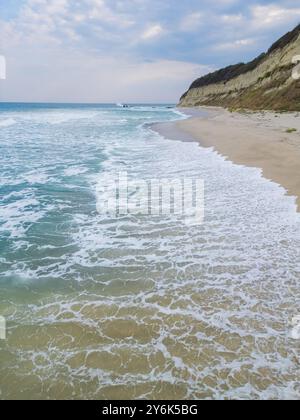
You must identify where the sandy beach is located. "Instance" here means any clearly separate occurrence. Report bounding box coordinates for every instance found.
[155,107,300,211]
[1,104,300,400]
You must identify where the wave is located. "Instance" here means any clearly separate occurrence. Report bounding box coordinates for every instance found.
[23,171,51,185]
[1,104,300,400]
[0,118,17,128]
[0,195,44,238]
[63,166,88,177]
[23,111,100,125]
[171,109,189,119]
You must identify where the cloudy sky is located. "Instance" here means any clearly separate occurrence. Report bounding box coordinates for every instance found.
[0,0,300,103]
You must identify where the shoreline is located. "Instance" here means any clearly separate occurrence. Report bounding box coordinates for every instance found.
[153,106,300,212]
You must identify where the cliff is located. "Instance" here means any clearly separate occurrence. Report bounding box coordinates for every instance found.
[179,25,300,111]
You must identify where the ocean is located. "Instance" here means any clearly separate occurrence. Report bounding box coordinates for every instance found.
[0,103,299,400]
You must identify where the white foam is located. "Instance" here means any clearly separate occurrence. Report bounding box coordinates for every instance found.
[23,171,50,185]
[1,105,300,400]
[0,195,44,238]
[64,166,88,177]
[290,316,300,339]
[171,109,189,119]
[0,118,17,128]
[23,110,100,125]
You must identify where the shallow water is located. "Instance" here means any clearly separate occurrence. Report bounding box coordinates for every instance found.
[0,103,299,400]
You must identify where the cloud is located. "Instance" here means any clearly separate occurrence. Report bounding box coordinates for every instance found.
[141,24,164,41]
[1,0,300,102]
[86,0,136,27]
[0,44,212,102]
[220,13,243,24]
[214,38,257,51]
[206,3,300,56]
[250,4,300,29]
[180,12,203,32]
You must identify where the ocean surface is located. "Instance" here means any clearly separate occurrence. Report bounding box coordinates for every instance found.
[0,103,299,400]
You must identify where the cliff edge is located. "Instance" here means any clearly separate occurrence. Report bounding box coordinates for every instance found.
[179,25,300,111]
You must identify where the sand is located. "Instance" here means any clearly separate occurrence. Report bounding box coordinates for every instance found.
[154,107,300,211]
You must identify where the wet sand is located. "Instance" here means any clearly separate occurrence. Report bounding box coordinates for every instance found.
[154,107,300,211]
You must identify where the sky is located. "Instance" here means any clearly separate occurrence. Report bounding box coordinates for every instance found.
[0,0,300,103]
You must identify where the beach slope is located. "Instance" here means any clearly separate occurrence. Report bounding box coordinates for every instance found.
[175,24,300,211]
[156,108,300,210]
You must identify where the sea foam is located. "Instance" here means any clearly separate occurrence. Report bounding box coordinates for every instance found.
[0,104,299,400]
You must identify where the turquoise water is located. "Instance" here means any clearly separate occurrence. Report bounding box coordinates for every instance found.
[0,104,181,288]
[0,103,299,400]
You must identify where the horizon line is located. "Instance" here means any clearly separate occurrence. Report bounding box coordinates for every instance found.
[0,101,176,105]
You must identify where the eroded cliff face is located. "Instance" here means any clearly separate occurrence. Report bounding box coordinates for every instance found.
[179,25,300,111]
